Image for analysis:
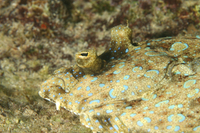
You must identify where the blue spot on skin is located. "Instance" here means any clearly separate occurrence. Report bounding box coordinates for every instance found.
[119,64,125,68]
[130,113,136,117]
[106,110,113,113]
[196,35,200,39]
[154,126,159,130]
[187,88,199,97]
[75,101,80,104]
[137,121,143,126]
[177,114,185,122]
[116,80,120,83]
[142,98,149,101]
[131,92,135,95]
[147,85,151,88]
[178,104,183,108]
[166,126,172,129]
[86,86,91,91]
[113,70,121,74]
[126,106,132,109]
[95,120,99,123]
[89,109,94,113]
[168,105,175,109]
[147,43,151,45]
[91,77,98,82]
[123,85,128,90]
[168,114,174,122]
[99,125,103,129]
[86,118,90,121]
[125,48,129,53]
[153,94,157,99]
[60,97,63,99]
[155,100,169,107]
[193,126,200,131]
[43,89,45,92]
[134,47,141,50]
[114,125,119,130]
[145,51,167,56]
[144,117,151,123]
[88,93,93,96]
[99,84,105,87]
[123,75,130,80]
[183,80,196,88]
[174,126,180,131]
[132,66,142,72]
[53,95,55,97]
[77,86,82,90]
[111,65,115,68]
[170,42,188,52]
[109,89,116,99]
[143,107,148,110]
[69,102,72,105]
[121,113,126,116]
[115,117,119,121]
[144,70,159,78]
[195,88,199,93]
[89,100,100,104]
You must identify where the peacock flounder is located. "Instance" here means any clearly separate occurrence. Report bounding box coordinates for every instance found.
[39,25,200,133]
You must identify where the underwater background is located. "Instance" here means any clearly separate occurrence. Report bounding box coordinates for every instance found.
[0,0,200,132]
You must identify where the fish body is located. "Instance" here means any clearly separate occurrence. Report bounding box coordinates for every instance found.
[39,25,200,133]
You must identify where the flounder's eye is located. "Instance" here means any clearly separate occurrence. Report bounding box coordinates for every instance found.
[80,52,88,57]
[75,49,105,74]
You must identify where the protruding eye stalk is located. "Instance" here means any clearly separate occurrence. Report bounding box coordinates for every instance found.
[110,25,133,53]
[75,49,106,74]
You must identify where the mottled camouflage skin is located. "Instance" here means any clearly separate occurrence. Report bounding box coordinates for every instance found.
[39,25,200,133]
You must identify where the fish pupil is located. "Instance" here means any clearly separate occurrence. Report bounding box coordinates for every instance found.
[81,52,88,56]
